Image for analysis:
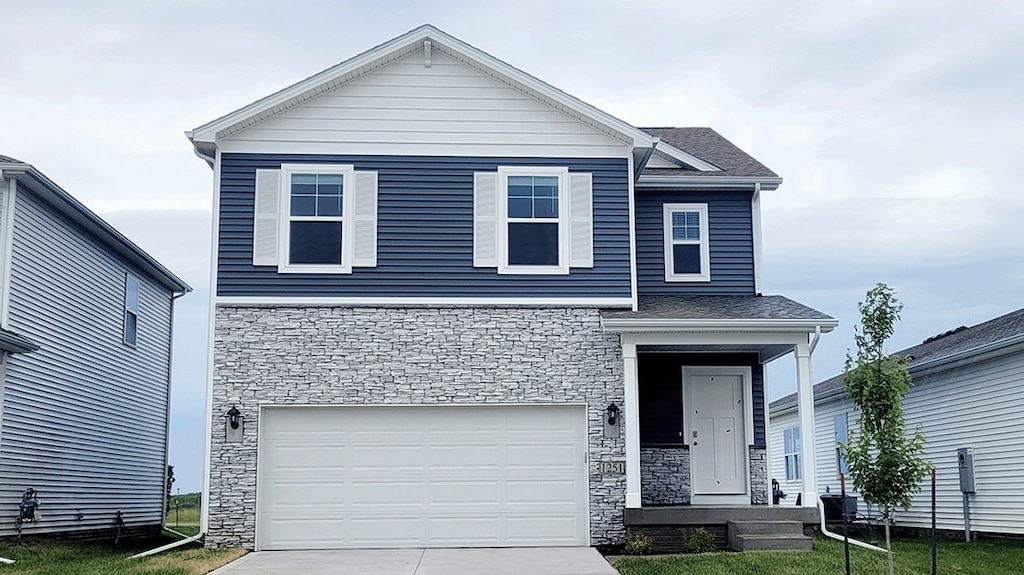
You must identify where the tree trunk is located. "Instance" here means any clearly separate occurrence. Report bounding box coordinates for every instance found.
[885,506,894,575]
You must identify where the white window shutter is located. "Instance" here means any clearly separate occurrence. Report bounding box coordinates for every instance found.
[351,170,378,268]
[253,169,281,266]
[473,172,499,267]
[568,172,594,268]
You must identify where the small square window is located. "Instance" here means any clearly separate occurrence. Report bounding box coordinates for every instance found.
[663,204,710,282]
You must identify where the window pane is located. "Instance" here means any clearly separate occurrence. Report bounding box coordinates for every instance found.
[533,197,559,218]
[125,277,139,312]
[508,198,533,218]
[508,222,559,266]
[318,174,343,186]
[533,176,558,196]
[291,195,316,217]
[671,210,701,241]
[508,176,533,196]
[317,195,343,217]
[290,221,343,265]
[672,244,702,275]
[124,311,137,346]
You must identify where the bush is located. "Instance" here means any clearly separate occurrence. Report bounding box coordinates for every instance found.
[624,532,655,555]
[684,527,716,553]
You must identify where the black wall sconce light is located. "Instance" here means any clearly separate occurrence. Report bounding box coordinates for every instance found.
[227,406,241,430]
[606,403,620,426]
[225,405,243,443]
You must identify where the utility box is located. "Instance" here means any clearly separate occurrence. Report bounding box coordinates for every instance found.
[957,447,976,494]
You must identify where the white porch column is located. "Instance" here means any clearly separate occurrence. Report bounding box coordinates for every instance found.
[623,341,642,508]
[795,340,818,507]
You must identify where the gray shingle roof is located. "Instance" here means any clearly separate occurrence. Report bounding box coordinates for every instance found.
[770,307,1024,411]
[0,154,25,164]
[640,127,778,178]
[601,295,834,321]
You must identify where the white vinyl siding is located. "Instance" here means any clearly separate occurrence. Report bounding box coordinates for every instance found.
[252,165,379,273]
[0,189,173,537]
[257,405,588,550]
[220,49,629,157]
[771,349,1024,534]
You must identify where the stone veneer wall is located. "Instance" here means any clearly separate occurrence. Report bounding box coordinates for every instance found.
[749,446,769,504]
[640,447,691,505]
[207,306,626,548]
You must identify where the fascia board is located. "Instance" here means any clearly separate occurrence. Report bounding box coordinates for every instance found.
[601,317,838,334]
[189,24,658,149]
[4,166,192,294]
[637,175,783,190]
[652,143,721,172]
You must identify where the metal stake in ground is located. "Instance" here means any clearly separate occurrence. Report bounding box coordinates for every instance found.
[841,474,851,575]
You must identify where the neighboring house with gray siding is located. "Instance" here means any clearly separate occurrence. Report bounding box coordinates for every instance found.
[770,308,1024,536]
[0,156,190,538]
[189,25,836,551]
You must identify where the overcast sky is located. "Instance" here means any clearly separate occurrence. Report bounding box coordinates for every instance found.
[3,1,1022,493]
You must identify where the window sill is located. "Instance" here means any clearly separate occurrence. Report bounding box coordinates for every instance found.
[664,274,711,283]
[277,264,353,274]
[497,265,570,275]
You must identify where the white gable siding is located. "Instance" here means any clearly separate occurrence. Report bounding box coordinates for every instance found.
[221,49,630,157]
[771,349,1024,535]
[0,190,173,537]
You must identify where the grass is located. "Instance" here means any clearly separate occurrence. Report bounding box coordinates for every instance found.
[613,535,1024,575]
[0,534,244,575]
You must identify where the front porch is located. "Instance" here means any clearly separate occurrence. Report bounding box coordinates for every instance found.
[600,295,838,551]
[624,505,819,552]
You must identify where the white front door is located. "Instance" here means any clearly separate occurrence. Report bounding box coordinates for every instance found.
[683,368,751,502]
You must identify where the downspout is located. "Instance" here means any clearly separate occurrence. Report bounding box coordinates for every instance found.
[809,324,822,354]
[818,498,886,553]
[130,530,205,560]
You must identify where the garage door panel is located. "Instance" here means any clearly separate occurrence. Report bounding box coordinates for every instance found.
[258,406,588,549]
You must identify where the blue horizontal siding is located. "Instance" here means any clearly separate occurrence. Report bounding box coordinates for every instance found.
[217,154,632,298]
[636,189,756,295]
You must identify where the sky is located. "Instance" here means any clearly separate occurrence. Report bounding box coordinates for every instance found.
[2,1,1022,493]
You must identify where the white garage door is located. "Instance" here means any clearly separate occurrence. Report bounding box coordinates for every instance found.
[257,405,589,550]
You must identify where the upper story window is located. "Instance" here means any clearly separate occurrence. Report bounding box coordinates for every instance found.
[252,164,378,274]
[503,169,565,272]
[783,426,802,481]
[473,167,593,275]
[124,274,139,347]
[663,203,710,282]
[834,413,849,476]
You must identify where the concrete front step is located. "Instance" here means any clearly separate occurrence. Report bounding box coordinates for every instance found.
[728,520,813,551]
[728,520,805,536]
[733,534,815,551]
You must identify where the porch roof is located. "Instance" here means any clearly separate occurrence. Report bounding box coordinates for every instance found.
[601,295,836,328]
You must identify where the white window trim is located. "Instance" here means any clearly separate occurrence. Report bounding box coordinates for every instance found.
[783,426,802,481]
[278,164,355,274]
[497,166,570,275]
[663,203,710,282]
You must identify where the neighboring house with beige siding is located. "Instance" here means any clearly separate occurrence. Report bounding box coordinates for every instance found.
[0,156,190,539]
[770,308,1024,536]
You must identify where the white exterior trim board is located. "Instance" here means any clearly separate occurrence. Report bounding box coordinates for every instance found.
[636,176,783,190]
[215,296,633,307]
[604,318,838,333]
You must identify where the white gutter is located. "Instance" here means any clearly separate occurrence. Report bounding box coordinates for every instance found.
[818,498,886,553]
[130,530,205,560]
[636,175,783,190]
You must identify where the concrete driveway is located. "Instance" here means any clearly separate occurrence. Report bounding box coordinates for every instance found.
[208,547,619,575]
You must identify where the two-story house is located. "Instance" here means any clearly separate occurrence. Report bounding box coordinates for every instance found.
[0,156,190,539]
[189,25,836,551]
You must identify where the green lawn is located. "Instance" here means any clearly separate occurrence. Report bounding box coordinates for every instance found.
[0,534,243,575]
[614,536,1024,575]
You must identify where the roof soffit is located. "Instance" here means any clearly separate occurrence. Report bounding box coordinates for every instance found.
[190,25,657,150]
